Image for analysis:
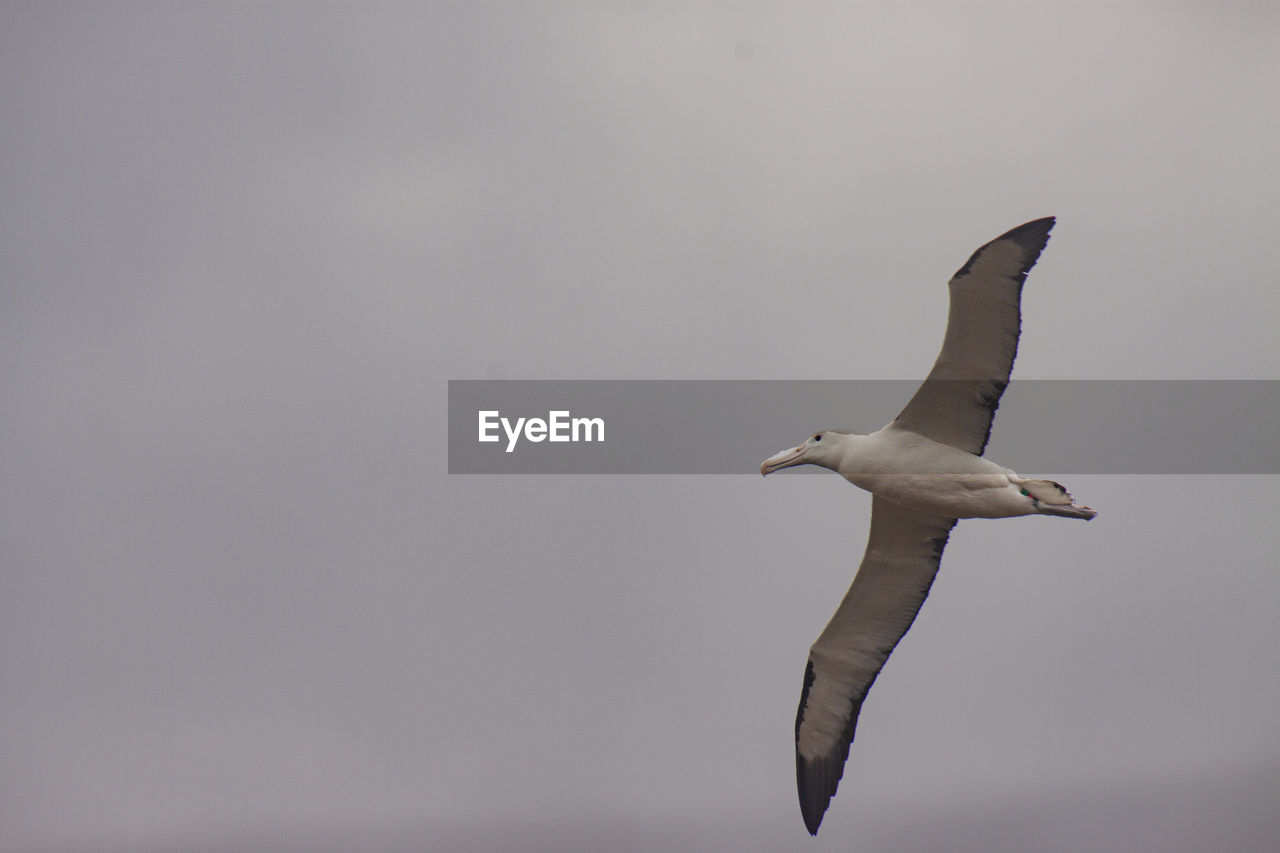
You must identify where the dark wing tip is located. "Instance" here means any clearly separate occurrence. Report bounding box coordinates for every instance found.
[796,713,865,835]
[952,216,1056,280]
[797,753,839,835]
[795,659,837,835]
[795,659,866,836]
[999,215,1056,249]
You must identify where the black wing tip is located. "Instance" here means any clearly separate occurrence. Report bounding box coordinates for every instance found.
[999,215,1056,248]
[795,659,837,835]
[953,216,1056,279]
[796,659,868,836]
[802,800,824,835]
[797,753,837,835]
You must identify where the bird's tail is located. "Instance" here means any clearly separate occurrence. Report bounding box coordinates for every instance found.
[1035,502,1098,520]
[1012,476,1098,520]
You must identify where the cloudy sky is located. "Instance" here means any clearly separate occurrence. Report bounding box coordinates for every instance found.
[3,3,1278,851]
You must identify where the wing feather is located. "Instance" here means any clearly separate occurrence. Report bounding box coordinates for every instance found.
[794,498,956,834]
[892,217,1055,455]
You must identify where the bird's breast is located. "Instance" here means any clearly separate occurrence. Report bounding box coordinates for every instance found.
[836,432,1031,518]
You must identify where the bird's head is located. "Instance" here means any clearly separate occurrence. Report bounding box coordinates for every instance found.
[760,430,846,476]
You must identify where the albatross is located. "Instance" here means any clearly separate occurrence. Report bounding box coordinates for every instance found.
[760,217,1096,836]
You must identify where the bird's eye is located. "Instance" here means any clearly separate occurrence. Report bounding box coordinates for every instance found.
[813,434,822,442]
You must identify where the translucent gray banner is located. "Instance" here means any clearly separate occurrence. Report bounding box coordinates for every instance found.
[447,380,1279,474]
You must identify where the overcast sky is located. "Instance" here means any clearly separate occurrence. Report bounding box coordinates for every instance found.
[3,3,1279,852]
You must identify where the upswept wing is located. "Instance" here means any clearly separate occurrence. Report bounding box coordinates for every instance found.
[892,217,1055,455]
[795,498,956,835]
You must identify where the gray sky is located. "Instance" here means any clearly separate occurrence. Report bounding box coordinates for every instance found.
[3,3,1278,851]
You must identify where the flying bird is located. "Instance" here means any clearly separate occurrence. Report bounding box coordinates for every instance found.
[760,217,1096,835]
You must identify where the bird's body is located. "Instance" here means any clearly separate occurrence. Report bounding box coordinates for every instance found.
[764,425,1096,520]
[841,429,1031,519]
[760,217,1095,835]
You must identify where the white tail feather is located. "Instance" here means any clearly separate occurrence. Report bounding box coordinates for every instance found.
[1011,476,1098,520]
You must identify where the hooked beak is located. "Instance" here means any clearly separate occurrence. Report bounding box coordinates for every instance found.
[760,445,807,476]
